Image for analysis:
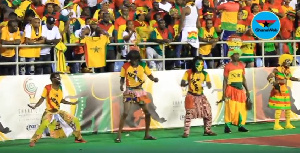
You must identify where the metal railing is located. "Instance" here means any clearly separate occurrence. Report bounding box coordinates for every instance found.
[0,39,299,75]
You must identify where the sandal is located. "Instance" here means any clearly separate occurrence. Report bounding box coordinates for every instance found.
[114,138,121,143]
[143,136,157,140]
[203,131,217,136]
[182,133,189,138]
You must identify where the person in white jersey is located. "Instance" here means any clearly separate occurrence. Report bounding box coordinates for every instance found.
[175,0,199,69]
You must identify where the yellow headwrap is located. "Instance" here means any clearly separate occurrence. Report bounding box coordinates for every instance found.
[279,54,293,66]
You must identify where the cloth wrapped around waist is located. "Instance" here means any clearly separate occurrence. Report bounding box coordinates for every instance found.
[123,87,151,104]
[45,113,73,138]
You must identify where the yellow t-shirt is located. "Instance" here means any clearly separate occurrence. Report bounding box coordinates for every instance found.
[236,23,247,34]
[182,69,210,95]
[120,62,152,88]
[198,27,218,55]
[19,25,42,58]
[241,42,255,54]
[224,62,245,90]
[42,84,63,112]
[81,36,110,68]
[1,26,21,57]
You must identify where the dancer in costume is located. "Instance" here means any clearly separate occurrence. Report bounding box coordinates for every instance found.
[28,72,86,147]
[115,50,159,143]
[221,48,250,133]
[267,54,300,130]
[181,56,217,138]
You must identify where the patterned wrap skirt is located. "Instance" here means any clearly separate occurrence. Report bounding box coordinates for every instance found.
[184,92,212,119]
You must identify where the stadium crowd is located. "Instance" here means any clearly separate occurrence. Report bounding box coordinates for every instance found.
[0,0,299,75]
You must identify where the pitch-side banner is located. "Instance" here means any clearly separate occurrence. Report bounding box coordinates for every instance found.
[1,68,300,140]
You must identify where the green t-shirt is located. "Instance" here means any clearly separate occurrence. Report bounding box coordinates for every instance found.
[264,42,275,52]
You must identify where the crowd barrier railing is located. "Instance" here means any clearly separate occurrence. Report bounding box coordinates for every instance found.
[0,39,299,75]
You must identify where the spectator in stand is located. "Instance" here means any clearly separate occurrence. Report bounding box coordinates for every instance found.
[67,8,91,73]
[0,12,18,29]
[216,0,240,64]
[147,19,173,70]
[135,0,153,14]
[122,20,138,59]
[263,0,284,18]
[195,0,214,9]
[150,12,162,29]
[114,6,130,54]
[242,0,253,15]
[212,12,222,68]
[264,38,278,67]
[177,0,199,69]
[25,0,45,19]
[115,0,130,10]
[198,0,212,23]
[282,0,294,18]
[147,2,165,21]
[115,0,135,20]
[19,17,44,75]
[240,28,256,68]
[247,3,262,67]
[99,13,116,72]
[198,19,218,68]
[71,0,87,19]
[42,2,69,36]
[236,10,249,36]
[165,8,180,39]
[200,9,214,27]
[247,3,260,24]
[279,10,296,55]
[35,16,61,75]
[172,0,185,16]
[134,10,151,59]
[0,20,21,75]
[93,0,115,22]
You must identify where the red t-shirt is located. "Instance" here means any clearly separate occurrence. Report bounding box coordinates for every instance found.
[280,17,294,39]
